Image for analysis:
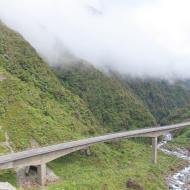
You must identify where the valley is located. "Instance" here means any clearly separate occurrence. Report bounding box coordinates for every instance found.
[0,22,190,190]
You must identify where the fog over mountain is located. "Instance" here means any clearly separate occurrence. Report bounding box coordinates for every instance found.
[1,0,190,78]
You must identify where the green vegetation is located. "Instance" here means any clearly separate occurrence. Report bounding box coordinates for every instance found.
[114,77,190,147]
[0,141,182,190]
[0,22,189,190]
[25,140,184,190]
[0,23,102,150]
[161,105,190,146]
[119,77,190,146]
[125,78,190,124]
[54,63,156,131]
[0,170,16,186]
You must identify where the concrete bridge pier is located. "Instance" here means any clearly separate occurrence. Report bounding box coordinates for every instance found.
[16,167,28,187]
[0,122,189,187]
[37,163,46,186]
[16,168,23,187]
[152,136,158,164]
[16,164,47,186]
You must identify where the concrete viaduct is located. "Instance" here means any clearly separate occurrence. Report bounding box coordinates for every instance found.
[0,121,189,186]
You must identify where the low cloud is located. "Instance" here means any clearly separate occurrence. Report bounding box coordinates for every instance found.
[0,0,190,78]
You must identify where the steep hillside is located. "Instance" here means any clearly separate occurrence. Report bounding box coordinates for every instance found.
[0,22,101,150]
[162,105,190,124]
[54,63,156,131]
[117,77,190,146]
[0,22,184,190]
[161,105,190,146]
[124,78,190,124]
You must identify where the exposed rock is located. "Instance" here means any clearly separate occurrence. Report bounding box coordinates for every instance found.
[30,138,40,148]
[187,147,190,157]
[16,166,59,188]
[126,178,144,190]
[80,148,91,156]
[0,182,16,190]
[102,183,108,190]
[5,132,14,153]
[0,132,14,153]
[46,167,59,183]
[160,133,190,190]
[0,75,6,81]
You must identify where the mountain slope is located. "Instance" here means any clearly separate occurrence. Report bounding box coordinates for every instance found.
[0,22,184,190]
[54,63,156,131]
[160,105,190,146]
[124,78,190,124]
[0,22,101,150]
[117,77,190,146]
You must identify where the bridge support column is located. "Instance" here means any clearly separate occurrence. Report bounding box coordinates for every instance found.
[152,136,158,164]
[37,163,46,186]
[16,167,25,187]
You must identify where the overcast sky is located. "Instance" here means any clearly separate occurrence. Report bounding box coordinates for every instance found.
[0,0,190,78]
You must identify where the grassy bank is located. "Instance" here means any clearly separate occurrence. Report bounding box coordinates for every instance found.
[0,140,183,190]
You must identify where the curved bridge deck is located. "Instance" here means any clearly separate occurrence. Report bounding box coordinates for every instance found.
[0,121,189,186]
